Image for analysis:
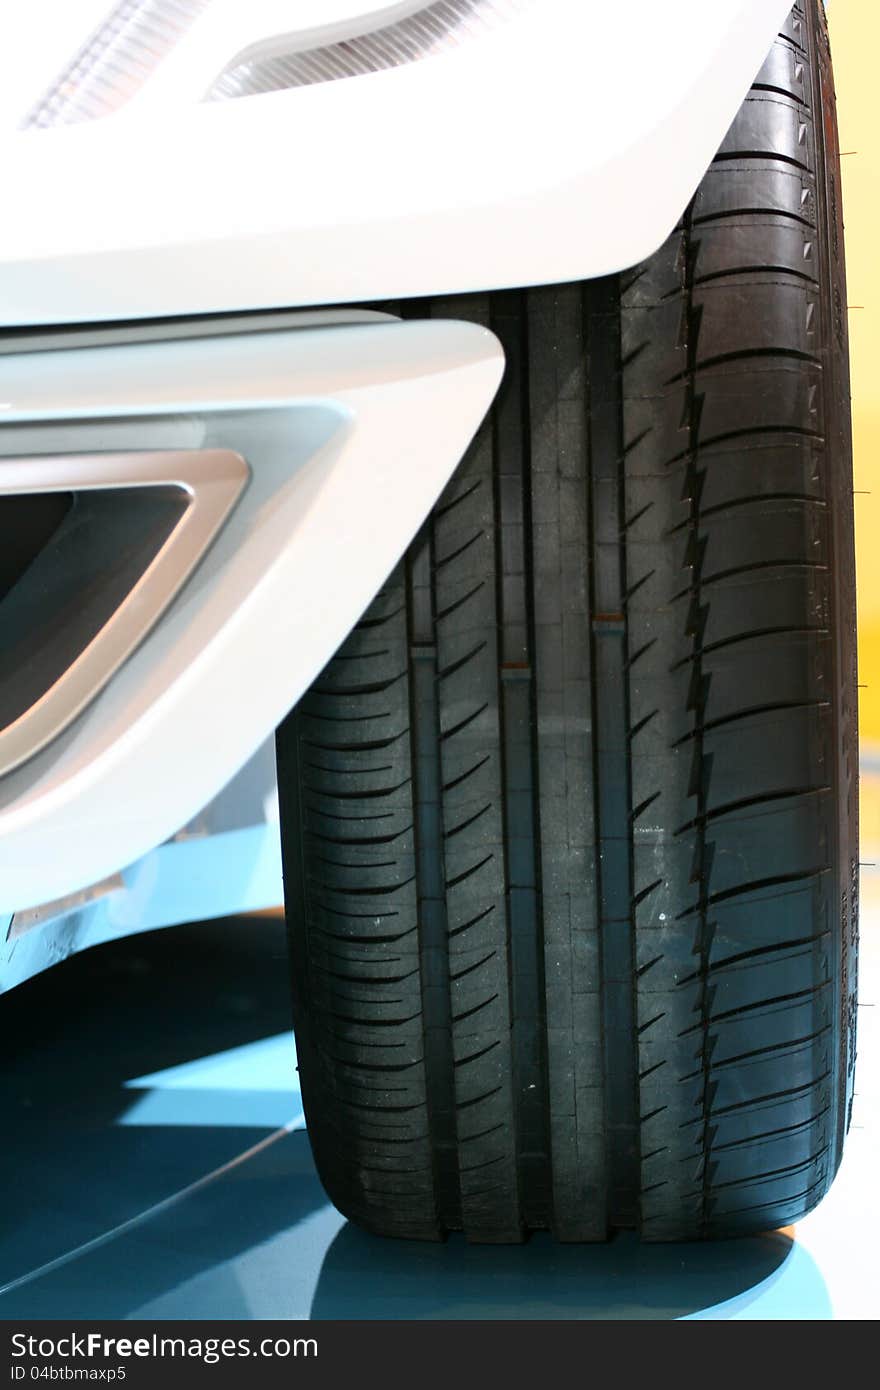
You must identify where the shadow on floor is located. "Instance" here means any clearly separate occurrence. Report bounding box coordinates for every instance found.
[0,917,834,1320]
[311,1222,830,1320]
[0,1129,331,1320]
[0,915,307,1296]
[1,1119,831,1322]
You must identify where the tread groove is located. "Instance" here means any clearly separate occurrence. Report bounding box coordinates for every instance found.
[407,529,463,1232]
[490,289,551,1234]
[588,274,640,1231]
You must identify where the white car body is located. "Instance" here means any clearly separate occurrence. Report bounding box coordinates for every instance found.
[0,0,794,981]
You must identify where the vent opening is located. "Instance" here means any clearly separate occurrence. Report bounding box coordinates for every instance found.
[0,493,73,604]
[0,486,187,736]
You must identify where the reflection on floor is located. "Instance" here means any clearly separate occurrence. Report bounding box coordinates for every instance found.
[0,882,876,1320]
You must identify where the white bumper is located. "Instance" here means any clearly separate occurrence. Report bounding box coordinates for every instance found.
[0,0,793,324]
[0,315,504,911]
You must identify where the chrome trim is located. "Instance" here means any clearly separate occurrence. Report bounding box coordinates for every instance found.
[0,448,248,777]
[207,0,533,100]
[22,0,211,130]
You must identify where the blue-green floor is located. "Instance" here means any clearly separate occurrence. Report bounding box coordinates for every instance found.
[0,901,876,1320]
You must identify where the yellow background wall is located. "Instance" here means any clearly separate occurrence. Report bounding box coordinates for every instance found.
[828,4,880,746]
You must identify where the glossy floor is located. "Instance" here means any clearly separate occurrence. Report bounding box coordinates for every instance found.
[0,888,876,1321]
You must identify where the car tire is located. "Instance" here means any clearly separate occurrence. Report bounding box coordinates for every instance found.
[276,0,858,1242]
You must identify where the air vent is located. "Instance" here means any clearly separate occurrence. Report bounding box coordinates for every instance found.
[0,487,187,734]
[0,492,72,602]
[0,449,248,776]
[208,0,533,100]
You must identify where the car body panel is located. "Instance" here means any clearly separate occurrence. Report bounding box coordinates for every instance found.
[0,313,503,911]
[0,0,793,324]
[0,740,283,993]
